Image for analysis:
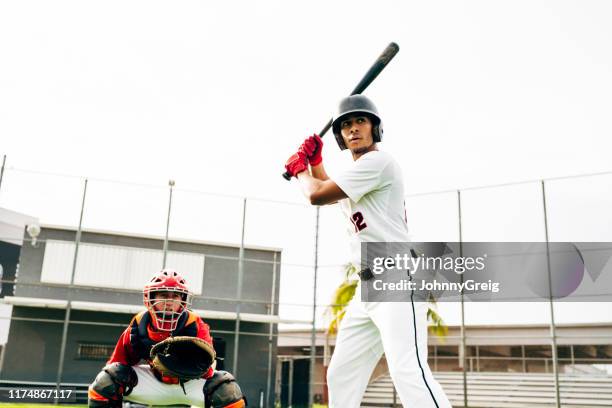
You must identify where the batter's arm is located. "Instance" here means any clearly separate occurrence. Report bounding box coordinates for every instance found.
[310,163,330,181]
[297,171,347,206]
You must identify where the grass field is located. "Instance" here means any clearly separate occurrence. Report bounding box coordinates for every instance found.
[1,404,325,408]
[0,404,87,408]
[0,404,324,408]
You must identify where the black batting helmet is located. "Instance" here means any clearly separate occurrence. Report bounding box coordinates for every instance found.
[331,95,383,150]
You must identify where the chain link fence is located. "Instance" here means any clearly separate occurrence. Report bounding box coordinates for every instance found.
[0,156,611,407]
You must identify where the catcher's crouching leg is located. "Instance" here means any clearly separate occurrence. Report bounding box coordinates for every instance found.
[88,363,138,408]
[203,370,247,408]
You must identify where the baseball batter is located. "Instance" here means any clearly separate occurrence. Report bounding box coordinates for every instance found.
[87,268,246,408]
[284,95,451,407]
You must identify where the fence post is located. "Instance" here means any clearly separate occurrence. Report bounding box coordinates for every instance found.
[232,197,247,376]
[309,206,320,407]
[162,179,175,268]
[434,345,438,372]
[54,178,88,403]
[457,190,468,408]
[266,252,278,408]
[0,154,6,196]
[541,180,561,408]
[288,359,294,408]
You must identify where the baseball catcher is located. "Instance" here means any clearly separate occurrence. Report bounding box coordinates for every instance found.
[88,268,247,408]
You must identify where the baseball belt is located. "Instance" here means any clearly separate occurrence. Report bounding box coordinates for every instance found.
[358,267,374,281]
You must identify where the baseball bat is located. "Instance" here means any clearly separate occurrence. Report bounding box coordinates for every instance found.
[282,42,400,180]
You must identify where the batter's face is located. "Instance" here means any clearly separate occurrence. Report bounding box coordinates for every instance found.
[340,115,377,159]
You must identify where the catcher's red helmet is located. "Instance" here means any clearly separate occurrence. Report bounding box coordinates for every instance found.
[143,269,193,332]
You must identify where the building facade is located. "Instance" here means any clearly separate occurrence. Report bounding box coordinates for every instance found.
[0,225,282,406]
[277,323,612,406]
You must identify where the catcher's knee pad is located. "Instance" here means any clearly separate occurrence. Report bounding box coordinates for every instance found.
[204,370,247,408]
[88,363,138,408]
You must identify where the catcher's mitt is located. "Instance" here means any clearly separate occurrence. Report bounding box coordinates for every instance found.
[150,336,216,380]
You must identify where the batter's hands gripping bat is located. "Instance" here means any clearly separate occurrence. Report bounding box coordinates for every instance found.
[282,42,400,180]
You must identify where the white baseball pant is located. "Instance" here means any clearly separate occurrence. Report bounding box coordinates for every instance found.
[326,287,451,408]
[125,365,206,407]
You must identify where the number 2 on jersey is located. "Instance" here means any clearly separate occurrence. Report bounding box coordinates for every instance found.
[351,211,368,232]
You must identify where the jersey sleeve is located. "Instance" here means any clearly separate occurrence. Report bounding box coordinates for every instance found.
[333,152,393,203]
[107,326,139,366]
[195,317,215,379]
[195,317,214,345]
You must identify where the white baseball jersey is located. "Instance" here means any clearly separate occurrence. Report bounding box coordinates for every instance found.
[333,150,410,268]
[327,149,452,408]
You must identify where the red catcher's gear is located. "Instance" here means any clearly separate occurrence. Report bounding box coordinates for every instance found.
[300,134,323,166]
[143,269,193,332]
[107,310,214,383]
[224,400,246,408]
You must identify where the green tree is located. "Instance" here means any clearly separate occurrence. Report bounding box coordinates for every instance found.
[324,264,448,349]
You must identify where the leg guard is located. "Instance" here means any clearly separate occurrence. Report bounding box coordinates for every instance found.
[203,370,247,408]
[88,363,138,408]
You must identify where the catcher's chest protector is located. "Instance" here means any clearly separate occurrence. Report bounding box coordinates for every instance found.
[129,311,197,361]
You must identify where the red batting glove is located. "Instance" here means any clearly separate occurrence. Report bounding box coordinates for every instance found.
[284,150,308,178]
[300,134,323,166]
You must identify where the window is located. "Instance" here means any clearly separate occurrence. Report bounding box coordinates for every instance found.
[77,343,115,361]
[41,241,204,294]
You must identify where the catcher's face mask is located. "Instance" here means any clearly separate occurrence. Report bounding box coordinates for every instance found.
[143,269,193,332]
[146,289,192,331]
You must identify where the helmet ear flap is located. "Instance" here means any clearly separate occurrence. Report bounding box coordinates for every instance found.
[372,122,383,143]
[334,132,348,150]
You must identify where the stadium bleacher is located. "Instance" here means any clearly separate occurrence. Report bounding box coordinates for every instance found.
[361,371,612,408]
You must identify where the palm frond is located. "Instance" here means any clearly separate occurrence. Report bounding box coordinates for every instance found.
[427,305,448,339]
[325,264,449,340]
[325,264,358,335]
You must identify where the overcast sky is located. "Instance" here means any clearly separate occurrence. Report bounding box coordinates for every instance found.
[1,1,612,330]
